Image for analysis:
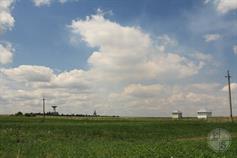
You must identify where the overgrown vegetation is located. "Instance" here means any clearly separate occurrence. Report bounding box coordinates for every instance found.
[0,116,236,157]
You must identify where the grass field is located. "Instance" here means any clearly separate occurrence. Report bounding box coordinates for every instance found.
[0,116,236,158]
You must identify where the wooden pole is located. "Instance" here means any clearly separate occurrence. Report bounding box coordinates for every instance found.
[43,97,45,120]
[225,70,233,122]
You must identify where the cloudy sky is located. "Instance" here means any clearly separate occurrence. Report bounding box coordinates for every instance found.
[0,0,237,116]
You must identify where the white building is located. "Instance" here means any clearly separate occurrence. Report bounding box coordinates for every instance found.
[197,109,212,119]
[172,110,182,119]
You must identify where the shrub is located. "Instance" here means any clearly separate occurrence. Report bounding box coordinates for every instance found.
[15,111,23,116]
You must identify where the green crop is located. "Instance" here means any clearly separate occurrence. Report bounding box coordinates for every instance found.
[0,116,236,158]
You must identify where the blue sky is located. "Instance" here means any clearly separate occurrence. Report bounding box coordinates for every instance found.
[0,0,237,116]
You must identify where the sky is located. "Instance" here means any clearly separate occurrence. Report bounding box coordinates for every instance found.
[0,0,237,116]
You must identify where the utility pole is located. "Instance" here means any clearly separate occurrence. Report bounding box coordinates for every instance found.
[225,70,233,122]
[43,97,46,120]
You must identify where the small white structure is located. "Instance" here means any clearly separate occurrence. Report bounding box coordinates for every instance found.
[172,110,182,119]
[197,109,212,119]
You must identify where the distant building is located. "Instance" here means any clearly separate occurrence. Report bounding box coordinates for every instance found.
[172,110,182,119]
[197,109,212,119]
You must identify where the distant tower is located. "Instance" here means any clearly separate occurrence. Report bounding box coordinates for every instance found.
[93,110,97,116]
[52,106,57,113]
[51,106,58,116]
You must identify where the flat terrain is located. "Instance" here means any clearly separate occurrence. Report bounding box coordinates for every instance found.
[0,116,236,158]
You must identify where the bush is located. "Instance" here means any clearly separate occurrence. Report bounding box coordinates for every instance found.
[15,111,23,116]
[24,113,36,117]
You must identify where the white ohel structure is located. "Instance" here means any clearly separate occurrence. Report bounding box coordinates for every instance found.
[172,110,182,119]
[197,109,212,119]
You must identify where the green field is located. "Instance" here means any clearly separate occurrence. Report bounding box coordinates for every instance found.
[0,116,236,158]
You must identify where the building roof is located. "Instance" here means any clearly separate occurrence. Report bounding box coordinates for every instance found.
[172,110,182,114]
[197,109,211,113]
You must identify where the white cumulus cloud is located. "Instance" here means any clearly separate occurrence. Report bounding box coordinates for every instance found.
[203,34,221,42]
[69,13,204,83]
[233,45,237,55]
[33,0,79,6]
[0,43,14,64]
[0,0,15,32]
[217,0,237,13]
[33,0,52,6]
[1,65,55,82]
[222,83,237,92]
[205,0,237,14]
